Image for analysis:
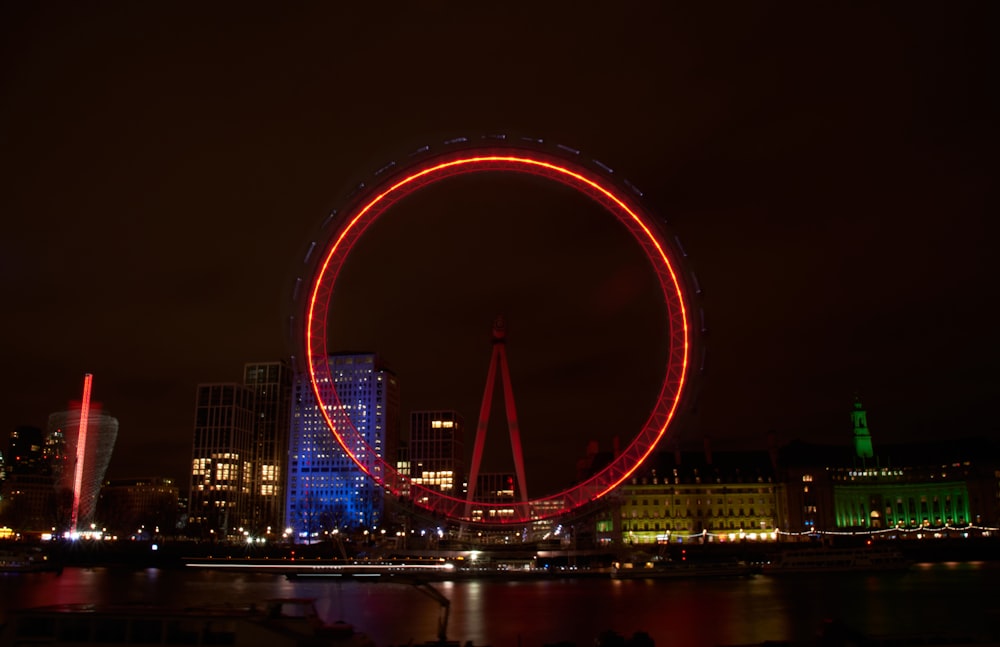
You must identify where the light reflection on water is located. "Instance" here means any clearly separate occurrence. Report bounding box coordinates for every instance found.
[1,563,997,646]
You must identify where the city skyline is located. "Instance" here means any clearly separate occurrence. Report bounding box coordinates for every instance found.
[3,5,994,489]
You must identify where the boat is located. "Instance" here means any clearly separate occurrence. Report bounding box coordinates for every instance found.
[185,556,458,579]
[611,560,759,580]
[0,547,61,573]
[761,545,911,574]
[0,598,376,646]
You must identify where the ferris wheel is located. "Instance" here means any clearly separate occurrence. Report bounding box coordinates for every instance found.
[292,135,698,525]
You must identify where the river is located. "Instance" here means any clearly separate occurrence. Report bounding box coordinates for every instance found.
[2,562,998,646]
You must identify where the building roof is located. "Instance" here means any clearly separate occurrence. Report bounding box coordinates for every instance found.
[777,436,1000,469]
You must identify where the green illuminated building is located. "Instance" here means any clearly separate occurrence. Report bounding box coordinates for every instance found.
[598,400,999,542]
[779,399,998,533]
[829,464,972,528]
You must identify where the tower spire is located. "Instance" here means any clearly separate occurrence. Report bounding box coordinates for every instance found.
[852,394,874,460]
[465,316,529,519]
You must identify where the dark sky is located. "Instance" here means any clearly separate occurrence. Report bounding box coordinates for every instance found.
[2,3,995,495]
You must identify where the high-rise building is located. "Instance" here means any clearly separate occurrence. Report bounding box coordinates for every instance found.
[409,410,465,499]
[188,383,256,537]
[285,353,400,539]
[243,361,292,534]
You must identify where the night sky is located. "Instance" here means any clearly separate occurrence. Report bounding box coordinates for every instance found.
[2,4,995,495]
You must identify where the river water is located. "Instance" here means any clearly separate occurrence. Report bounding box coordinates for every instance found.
[2,562,998,646]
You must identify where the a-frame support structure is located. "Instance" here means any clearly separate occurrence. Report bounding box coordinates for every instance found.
[465,316,529,519]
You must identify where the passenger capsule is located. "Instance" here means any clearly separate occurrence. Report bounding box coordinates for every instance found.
[592,159,614,174]
[374,161,396,176]
[623,179,643,197]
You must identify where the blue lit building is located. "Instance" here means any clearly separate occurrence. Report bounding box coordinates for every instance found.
[284,353,400,539]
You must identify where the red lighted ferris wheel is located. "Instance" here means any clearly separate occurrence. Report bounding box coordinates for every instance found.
[295,135,698,525]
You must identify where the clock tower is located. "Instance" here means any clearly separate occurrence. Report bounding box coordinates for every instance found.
[852,395,874,460]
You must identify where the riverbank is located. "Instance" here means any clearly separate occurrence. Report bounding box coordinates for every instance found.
[0,536,1000,577]
[5,534,997,575]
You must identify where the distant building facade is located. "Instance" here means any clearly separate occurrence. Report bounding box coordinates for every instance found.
[468,472,516,523]
[188,383,256,537]
[1,427,54,530]
[98,477,180,537]
[0,474,57,533]
[2,399,120,535]
[779,402,999,533]
[3,426,46,478]
[612,447,782,545]
[285,353,400,539]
